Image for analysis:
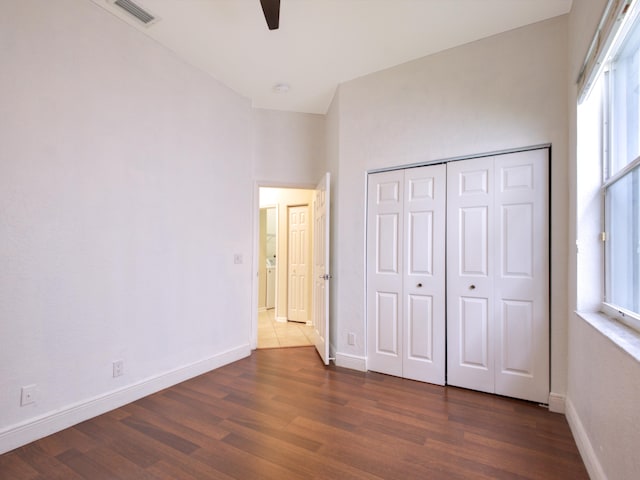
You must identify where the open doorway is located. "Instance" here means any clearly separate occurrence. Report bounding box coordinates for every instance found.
[257,187,315,349]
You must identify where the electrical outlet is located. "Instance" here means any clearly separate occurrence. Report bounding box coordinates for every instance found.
[348,332,356,346]
[113,360,124,378]
[20,385,36,406]
[233,254,243,264]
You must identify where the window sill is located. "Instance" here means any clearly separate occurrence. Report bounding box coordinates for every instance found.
[575,311,640,364]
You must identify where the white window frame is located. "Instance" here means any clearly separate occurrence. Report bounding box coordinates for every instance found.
[601,158,640,331]
[600,1,640,333]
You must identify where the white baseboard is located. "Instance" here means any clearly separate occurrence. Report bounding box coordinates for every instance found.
[565,397,606,480]
[0,345,251,455]
[276,316,288,323]
[334,352,367,371]
[548,392,566,413]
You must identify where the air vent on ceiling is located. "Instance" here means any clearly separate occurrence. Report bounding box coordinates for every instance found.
[110,0,158,26]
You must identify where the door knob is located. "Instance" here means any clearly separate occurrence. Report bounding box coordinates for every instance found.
[469,285,476,290]
[417,283,423,288]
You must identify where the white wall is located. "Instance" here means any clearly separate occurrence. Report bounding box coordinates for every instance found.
[5,2,637,476]
[0,0,253,452]
[332,17,570,390]
[567,1,640,479]
[252,108,326,186]
[567,316,640,479]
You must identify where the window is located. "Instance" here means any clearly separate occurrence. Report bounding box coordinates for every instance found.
[601,2,640,331]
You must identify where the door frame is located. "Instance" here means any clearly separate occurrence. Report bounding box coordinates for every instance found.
[251,181,317,350]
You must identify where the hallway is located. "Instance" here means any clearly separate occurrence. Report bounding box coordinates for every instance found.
[257,309,314,348]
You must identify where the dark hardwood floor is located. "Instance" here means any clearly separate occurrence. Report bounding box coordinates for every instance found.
[0,347,588,479]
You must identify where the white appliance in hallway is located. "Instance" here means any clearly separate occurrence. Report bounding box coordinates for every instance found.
[266,266,275,309]
[265,206,276,310]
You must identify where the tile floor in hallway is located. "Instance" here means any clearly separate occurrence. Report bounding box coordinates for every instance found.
[257,308,314,348]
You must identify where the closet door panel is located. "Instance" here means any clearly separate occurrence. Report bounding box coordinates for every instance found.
[460,206,489,276]
[407,294,433,360]
[367,171,404,377]
[375,292,399,355]
[403,165,446,385]
[459,296,489,368]
[377,213,400,273]
[447,149,549,403]
[494,149,549,404]
[501,300,534,374]
[408,211,434,275]
[447,157,495,394]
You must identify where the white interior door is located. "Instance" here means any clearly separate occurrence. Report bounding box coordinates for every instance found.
[402,165,446,384]
[493,150,549,403]
[446,157,496,394]
[447,150,549,403]
[288,205,309,322]
[366,164,446,384]
[367,170,404,377]
[313,173,331,365]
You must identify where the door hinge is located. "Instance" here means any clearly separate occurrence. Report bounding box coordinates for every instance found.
[601,232,607,242]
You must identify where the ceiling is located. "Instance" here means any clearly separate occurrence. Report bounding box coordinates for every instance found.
[89,0,573,114]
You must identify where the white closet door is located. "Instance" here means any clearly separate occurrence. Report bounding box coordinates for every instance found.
[494,150,549,403]
[367,165,446,384]
[446,157,496,394]
[403,165,446,384]
[367,170,404,377]
[447,150,549,403]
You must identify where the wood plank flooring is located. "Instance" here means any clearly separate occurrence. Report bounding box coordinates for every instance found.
[0,347,588,479]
